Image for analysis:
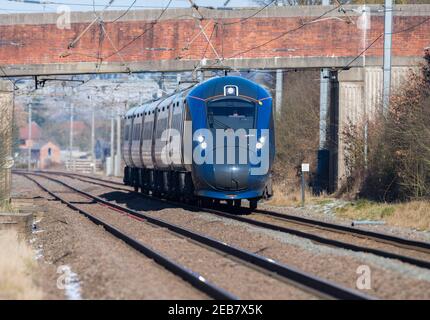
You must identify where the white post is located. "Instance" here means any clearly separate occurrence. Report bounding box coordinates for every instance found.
[109,107,115,176]
[69,102,74,171]
[27,103,32,171]
[320,0,330,149]
[115,107,121,177]
[275,69,283,115]
[91,98,96,173]
[319,69,330,150]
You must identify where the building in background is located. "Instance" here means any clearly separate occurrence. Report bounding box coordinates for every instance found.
[39,141,61,169]
[17,122,61,169]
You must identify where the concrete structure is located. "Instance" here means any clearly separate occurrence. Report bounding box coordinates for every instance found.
[336,65,413,184]
[0,80,13,204]
[0,212,33,240]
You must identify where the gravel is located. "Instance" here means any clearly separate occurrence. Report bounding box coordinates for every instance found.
[19,174,316,300]
[12,174,207,300]
[56,174,430,300]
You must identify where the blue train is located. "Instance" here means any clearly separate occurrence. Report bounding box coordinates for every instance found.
[122,76,275,209]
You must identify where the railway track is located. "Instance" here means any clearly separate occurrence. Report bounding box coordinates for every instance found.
[21,173,235,300]
[17,171,374,300]
[27,170,430,271]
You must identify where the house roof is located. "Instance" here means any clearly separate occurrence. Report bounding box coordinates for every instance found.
[19,140,60,151]
[19,121,42,140]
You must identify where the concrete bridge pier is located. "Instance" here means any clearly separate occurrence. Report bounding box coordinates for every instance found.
[335,65,410,188]
[337,67,366,188]
[0,80,14,204]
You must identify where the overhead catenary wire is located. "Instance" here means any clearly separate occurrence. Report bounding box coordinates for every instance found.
[66,0,118,50]
[221,0,276,26]
[223,4,341,60]
[102,0,173,60]
[201,23,217,60]
[100,23,131,73]
[182,4,342,69]
[341,15,430,71]
[110,0,137,23]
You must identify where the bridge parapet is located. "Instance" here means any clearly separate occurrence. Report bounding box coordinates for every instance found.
[0,5,429,76]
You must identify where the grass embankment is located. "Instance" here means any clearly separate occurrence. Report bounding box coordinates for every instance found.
[0,230,42,299]
[336,200,430,231]
[266,184,430,232]
[265,184,331,207]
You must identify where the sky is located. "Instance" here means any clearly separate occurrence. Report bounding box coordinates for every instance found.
[0,0,258,14]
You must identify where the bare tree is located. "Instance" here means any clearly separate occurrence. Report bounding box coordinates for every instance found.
[341,50,430,201]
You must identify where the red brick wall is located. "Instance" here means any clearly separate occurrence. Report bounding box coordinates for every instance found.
[0,15,429,66]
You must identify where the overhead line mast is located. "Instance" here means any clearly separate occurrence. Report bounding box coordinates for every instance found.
[383,0,393,114]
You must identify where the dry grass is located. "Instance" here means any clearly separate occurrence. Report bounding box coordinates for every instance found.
[265,183,332,207]
[336,200,430,231]
[0,230,43,299]
[0,201,18,213]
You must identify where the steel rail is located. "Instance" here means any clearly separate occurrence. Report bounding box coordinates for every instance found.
[64,170,430,253]
[253,208,430,254]
[19,171,374,300]
[21,173,237,300]
[33,170,430,270]
[29,170,430,253]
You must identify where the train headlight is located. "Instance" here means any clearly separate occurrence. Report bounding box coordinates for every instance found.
[197,135,205,143]
[196,135,207,149]
[256,136,266,150]
[224,85,239,96]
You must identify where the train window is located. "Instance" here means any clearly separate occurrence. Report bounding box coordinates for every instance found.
[207,99,256,130]
[134,124,141,140]
[124,125,130,141]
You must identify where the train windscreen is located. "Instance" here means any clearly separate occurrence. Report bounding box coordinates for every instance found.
[207,99,255,130]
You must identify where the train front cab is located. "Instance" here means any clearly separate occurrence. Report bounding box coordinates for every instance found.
[188,77,275,209]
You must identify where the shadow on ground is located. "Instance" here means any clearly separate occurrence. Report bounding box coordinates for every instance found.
[98,191,182,212]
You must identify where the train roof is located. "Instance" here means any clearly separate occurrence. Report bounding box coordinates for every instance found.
[124,85,192,118]
[124,76,271,118]
[189,76,271,102]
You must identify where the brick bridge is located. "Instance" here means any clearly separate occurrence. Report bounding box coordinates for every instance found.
[1,5,430,189]
[0,5,429,75]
